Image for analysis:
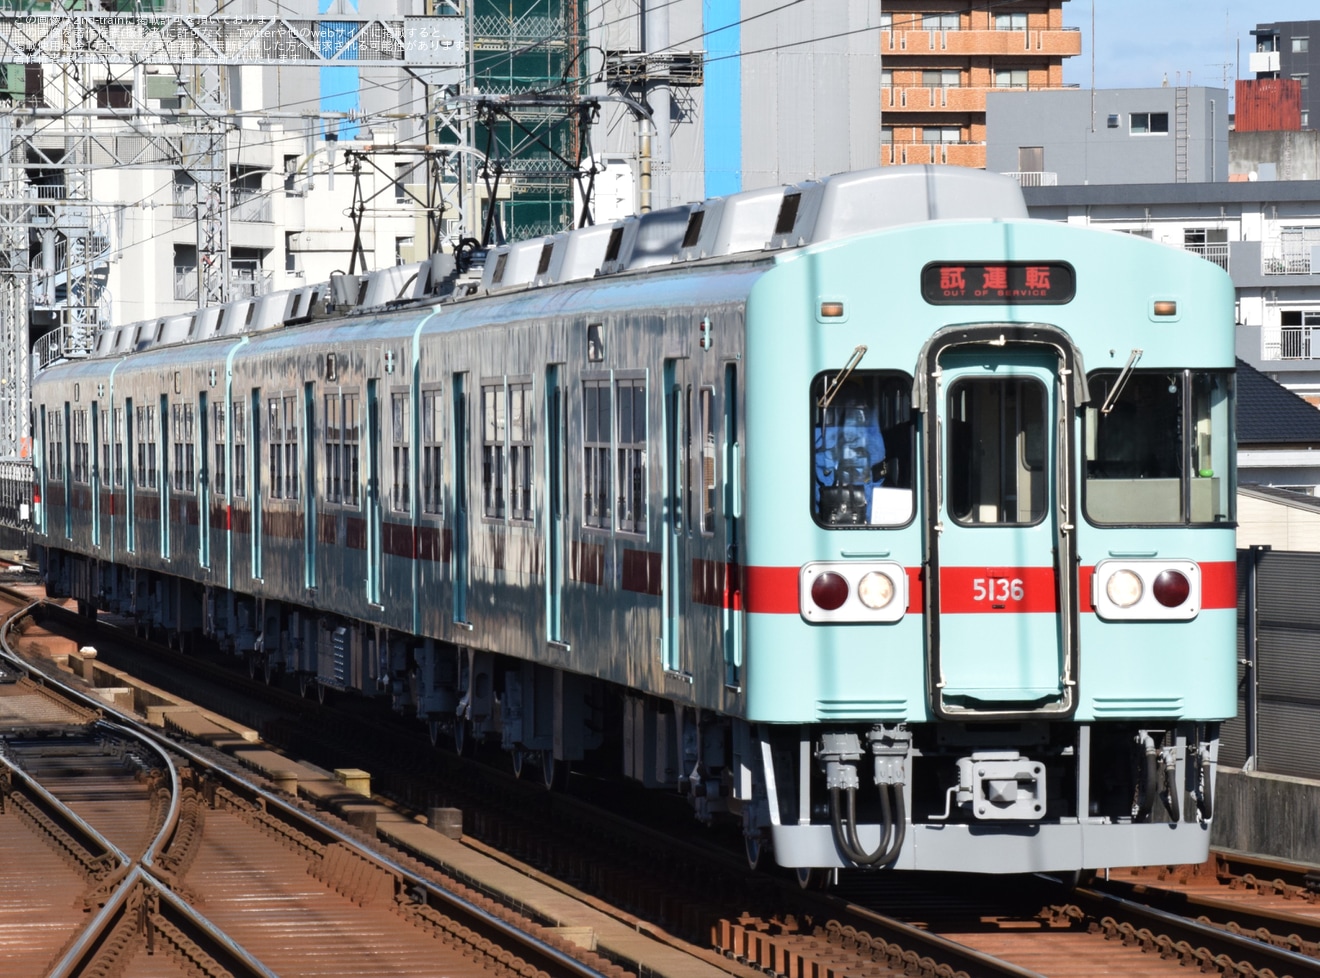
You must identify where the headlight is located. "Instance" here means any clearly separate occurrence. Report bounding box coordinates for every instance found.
[1105,569,1143,608]
[857,571,896,610]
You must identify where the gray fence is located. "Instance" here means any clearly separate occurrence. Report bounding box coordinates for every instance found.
[1226,547,1320,781]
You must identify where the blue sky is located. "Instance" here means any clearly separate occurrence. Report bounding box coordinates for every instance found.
[1062,1,1318,94]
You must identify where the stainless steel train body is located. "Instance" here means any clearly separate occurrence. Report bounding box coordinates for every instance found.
[31,166,1238,877]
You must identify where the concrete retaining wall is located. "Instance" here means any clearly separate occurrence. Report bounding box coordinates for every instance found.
[1211,766,1320,863]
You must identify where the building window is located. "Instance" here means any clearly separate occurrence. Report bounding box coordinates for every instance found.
[421,389,443,516]
[880,11,892,28]
[921,12,959,30]
[993,12,1027,30]
[922,126,960,144]
[881,126,895,145]
[1018,146,1044,172]
[994,68,1029,89]
[1279,310,1320,358]
[1293,73,1309,91]
[1294,37,1309,53]
[1304,110,1310,128]
[922,69,960,88]
[880,69,892,87]
[391,391,409,512]
[95,82,132,109]
[1130,112,1169,134]
[616,378,647,534]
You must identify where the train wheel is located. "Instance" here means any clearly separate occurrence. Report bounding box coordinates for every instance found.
[298,673,311,698]
[796,867,831,891]
[510,748,527,780]
[262,656,276,685]
[427,720,441,747]
[246,653,258,679]
[316,682,328,704]
[540,749,569,791]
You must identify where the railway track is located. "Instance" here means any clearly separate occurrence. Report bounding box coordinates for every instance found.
[7,585,1320,978]
[0,588,635,978]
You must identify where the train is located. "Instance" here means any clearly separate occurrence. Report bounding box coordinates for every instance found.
[30,165,1238,883]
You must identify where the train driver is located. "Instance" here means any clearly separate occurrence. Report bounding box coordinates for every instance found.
[814,383,887,525]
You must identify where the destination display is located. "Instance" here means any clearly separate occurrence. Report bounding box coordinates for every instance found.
[921,261,1076,304]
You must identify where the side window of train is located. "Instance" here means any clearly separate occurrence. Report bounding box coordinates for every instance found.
[481,381,506,519]
[267,394,299,499]
[390,390,410,512]
[615,376,646,534]
[113,407,125,487]
[509,380,533,522]
[421,388,443,516]
[325,390,361,506]
[582,378,611,530]
[481,379,535,523]
[135,404,157,489]
[810,371,914,528]
[71,407,88,483]
[231,398,247,498]
[47,407,64,481]
[213,401,227,496]
[580,375,647,534]
[693,385,716,535]
[171,402,195,493]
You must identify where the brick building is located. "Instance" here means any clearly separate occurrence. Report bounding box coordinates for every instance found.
[880,1,1082,168]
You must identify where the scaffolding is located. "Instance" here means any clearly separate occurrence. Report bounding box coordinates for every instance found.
[468,1,587,242]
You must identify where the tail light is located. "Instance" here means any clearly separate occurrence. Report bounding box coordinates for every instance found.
[800,561,908,623]
[1093,560,1200,621]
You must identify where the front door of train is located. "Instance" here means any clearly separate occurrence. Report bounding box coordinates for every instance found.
[922,330,1080,719]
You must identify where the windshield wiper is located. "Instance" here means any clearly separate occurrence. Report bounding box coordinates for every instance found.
[817,345,868,410]
[1099,348,1143,415]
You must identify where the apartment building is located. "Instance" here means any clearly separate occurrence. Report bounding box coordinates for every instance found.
[1251,20,1320,129]
[879,1,1081,169]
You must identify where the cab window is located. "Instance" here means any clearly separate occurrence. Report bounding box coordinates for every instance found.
[810,371,914,527]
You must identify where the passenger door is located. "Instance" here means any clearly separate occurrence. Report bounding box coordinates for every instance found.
[924,341,1079,718]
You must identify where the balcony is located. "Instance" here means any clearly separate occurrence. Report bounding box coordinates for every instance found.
[1263,326,1320,360]
[882,141,986,168]
[882,28,1082,58]
[1262,246,1314,276]
[175,266,272,302]
[883,86,994,113]
[231,189,272,224]
[1249,50,1281,74]
[1184,241,1229,272]
[1004,171,1058,188]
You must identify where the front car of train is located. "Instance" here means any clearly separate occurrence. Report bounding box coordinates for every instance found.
[741,168,1236,875]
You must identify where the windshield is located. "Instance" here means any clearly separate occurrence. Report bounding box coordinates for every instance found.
[1084,370,1235,524]
[810,371,914,527]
